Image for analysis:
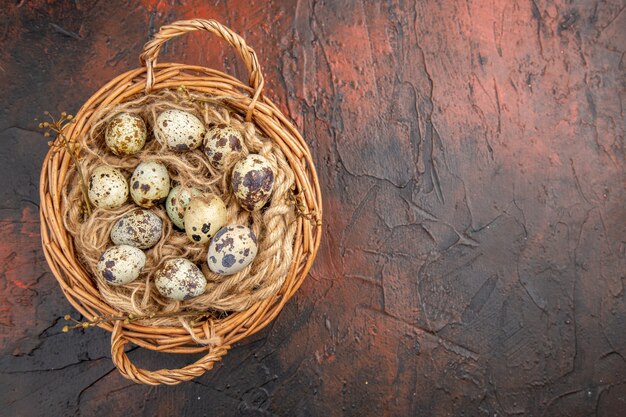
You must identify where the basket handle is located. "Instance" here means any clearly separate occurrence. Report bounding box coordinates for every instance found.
[111,321,229,385]
[140,18,264,121]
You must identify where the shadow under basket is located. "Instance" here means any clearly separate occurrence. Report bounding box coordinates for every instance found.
[39,19,322,385]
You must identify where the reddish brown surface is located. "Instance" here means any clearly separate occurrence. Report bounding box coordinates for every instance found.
[1,1,625,416]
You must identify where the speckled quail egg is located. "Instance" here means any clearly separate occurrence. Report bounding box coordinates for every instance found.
[155,109,206,151]
[165,185,202,230]
[183,194,227,244]
[203,123,244,169]
[231,154,275,211]
[207,225,258,275]
[105,113,147,155]
[110,209,163,249]
[97,245,146,285]
[88,165,129,209]
[130,161,171,208]
[155,258,207,301]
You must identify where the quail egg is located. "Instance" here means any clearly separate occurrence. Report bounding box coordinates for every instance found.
[155,109,205,151]
[130,161,170,208]
[207,225,258,275]
[110,209,163,249]
[88,165,129,209]
[183,194,227,244]
[105,112,147,155]
[165,185,202,230]
[203,123,244,169]
[231,154,275,211]
[155,258,207,301]
[97,245,146,285]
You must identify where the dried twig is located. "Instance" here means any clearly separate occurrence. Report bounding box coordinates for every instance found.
[37,112,92,216]
[62,310,216,332]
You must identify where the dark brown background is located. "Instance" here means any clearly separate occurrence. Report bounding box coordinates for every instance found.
[1,0,625,416]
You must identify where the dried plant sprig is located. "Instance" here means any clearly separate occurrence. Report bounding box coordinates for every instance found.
[288,186,321,226]
[61,310,216,333]
[37,111,92,216]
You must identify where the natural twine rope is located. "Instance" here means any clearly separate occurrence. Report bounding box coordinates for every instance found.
[62,89,297,328]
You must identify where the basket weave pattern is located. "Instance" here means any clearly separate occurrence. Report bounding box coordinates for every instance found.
[39,19,322,385]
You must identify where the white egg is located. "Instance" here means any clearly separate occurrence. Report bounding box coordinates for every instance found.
[155,258,207,301]
[183,194,227,244]
[88,165,129,209]
[105,112,147,155]
[207,225,258,275]
[130,161,171,208]
[231,154,275,211]
[165,185,202,229]
[110,209,163,249]
[203,123,244,169]
[155,109,206,151]
[97,245,146,285]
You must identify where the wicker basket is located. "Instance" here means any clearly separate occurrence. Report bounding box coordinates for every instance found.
[39,19,322,385]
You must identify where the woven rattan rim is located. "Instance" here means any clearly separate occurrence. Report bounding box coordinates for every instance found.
[39,19,322,385]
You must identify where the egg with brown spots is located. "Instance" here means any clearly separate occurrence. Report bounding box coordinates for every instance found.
[155,258,207,301]
[97,245,146,285]
[110,209,163,249]
[183,194,227,244]
[88,165,129,209]
[105,113,147,156]
[231,154,275,211]
[203,124,244,169]
[155,109,205,151]
[130,161,170,208]
[207,225,258,275]
[165,185,202,230]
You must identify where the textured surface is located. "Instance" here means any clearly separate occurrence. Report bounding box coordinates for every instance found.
[1,0,625,416]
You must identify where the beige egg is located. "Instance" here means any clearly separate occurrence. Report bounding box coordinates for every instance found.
[231,154,275,211]
[183,194,227,244]
[105,113,147,155]
[130,161,170,208]
[88,165,129,209]
[155,109,205,151]
[155,258,207,301]
[203,123,244,169]
[165,185,202,230]
[110,209,163,249]
[207,225,258,275]
[97,245,146,285]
